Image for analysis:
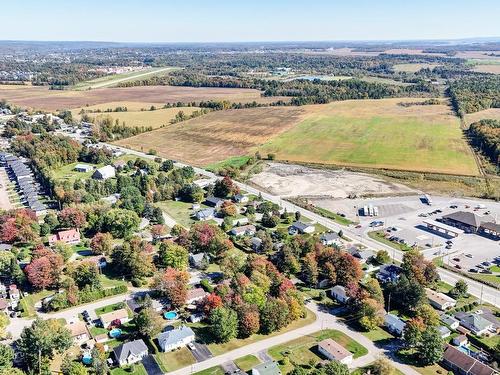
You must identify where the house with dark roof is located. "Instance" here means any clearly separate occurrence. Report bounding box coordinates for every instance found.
[377,264,402,283]
[441,211,494,233]
[189,253,209,269]
[320,232,341,247]
[443,344,496,375]
[204,196,224,208]
[195,208,215,221]
[289,221,315,235]
[113,339,148,367]
[459,314,494,336]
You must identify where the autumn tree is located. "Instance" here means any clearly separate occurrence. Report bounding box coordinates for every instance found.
[73,261,101,290]
[189,222,232,257]
[260,297,289,333]
[58,207,86,229]
[90,232,113,255]
[358,298,384,331]
[220,201,237,217]
[214,176,239,198]
[302,252,319,286]
[201,293,223,315]
[375,250,391,264]
[111,237,154,281]
[158,242,189,270]
[154,267,189,308]
[402,249,439,287]
[25,248,64,289]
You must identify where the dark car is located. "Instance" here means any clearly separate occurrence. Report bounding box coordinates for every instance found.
[469,268,478,273]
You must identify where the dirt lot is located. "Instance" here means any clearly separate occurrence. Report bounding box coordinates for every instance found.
[114,107,309,166]
[0,84,275,111]
[249,162,417,198]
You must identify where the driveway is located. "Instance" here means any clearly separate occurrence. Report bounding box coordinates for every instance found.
[190,342,213,362]
[220,361,240,374]
[142,355,163,375]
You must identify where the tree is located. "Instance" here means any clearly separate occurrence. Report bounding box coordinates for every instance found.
[201,293,223,314]
[209,307,238,343]
[261,212,280,228]
[358,298,384,331]
[158,242,189,270]
[321,360,349,375]
[364,278,384,304]
[189,222,231,258]
[386,275,426,313]
[0,344,13,370]
[402,249,439,287]
[371,356,395,375]
[214,176,238,198]
[238,307,260,338]
[111,237,154,280]
[375,250,391,264]
[151,224,167,240]
[219,248,247,278]
[17,318,72,372]
[154,267,189,308]
[91,346,108,375]
[403,318,425,349]
[73,261,101,290]
[53,241,73,262]
[0,313,9,340]
[135,305,162,338]
[102,208,140,238]
[418,327,444,365]
[302,253,318,286]
[449,279,468,299]
[58,207,86,229]
[25,248,64,289]
[260,297,289,333]
[90,232,113,255]
[220,201,237,217]
[62,361,88,375]
[160,160,174,172]
[415,304,440,327]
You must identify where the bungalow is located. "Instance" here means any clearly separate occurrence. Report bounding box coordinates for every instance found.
[66,321,90,344]
[230,224,256,237]
[195,208,215,221]
[384,314,406,336]
[231,217,249,226]
[74,164,94,173]
[189,253,209,269]
[157,325,195,352]
[48,228,81,246]
[377,264,402,283]
[99,308,130,329]
[113,339,148,367]
[348,248,373,264]
[317,338,353,365]
[330,285,349,304]
[186,288,208,305]
[320,232,341,247]
[233,194,249,203]
[441,314,460,330]
[252,361,282,375]
[8,284,20,302]
[289,221,315,235]
[188,313,205,323]
[459,313,494,336]
[438,325,451,339]
[452,335,468,347]
[426,288,457,310]
[92,165,116,180]
[204,196,224,209]
[443,344,496,375]
[251,237,262,252]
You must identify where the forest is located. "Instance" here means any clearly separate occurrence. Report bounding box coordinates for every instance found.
[448,75,500,116]
[468,119,500,169]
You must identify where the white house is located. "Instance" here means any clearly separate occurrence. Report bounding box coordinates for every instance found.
[440,314,460,330]
[157,325,195,352]
[92,165,116,180]
[66,321,90,345]
[230,224,256,237]
[438,325,451,339]
[425,288,456,310]
[186,288,208,305]
[384,314,406,336]
[113,339,148,367]
[320,232,342,247]
[289,221,315,235]
[195,208,215,221]
[330,285,349,304]
[459,313,494,336]
[252,361,281,375]
[233,194,249,203]
[74,164,94,173]
[317,338,353,365]
[99,308,130,328]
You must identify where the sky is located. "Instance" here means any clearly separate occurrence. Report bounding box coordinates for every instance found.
[1,0,499,43]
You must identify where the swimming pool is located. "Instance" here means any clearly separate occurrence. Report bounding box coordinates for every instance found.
[82,355,92,365]
[164,311,178,320]
[109,328,122,338]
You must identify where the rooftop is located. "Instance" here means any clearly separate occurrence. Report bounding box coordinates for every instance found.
[318,338,352,361]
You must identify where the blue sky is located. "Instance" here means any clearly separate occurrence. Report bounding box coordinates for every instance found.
[2,0,499,42]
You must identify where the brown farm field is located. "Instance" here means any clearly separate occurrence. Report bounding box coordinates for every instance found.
[114,106,310,166]
[0,85,275,111]
[464,108,500,125]
[471,64,500,74]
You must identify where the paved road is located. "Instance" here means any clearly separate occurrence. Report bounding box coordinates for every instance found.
[105,143,499,307]
[86,67,175,89]
[168,302,420,375]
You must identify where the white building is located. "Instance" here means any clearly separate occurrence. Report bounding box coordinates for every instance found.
[113,339,148,367]
[157,325,195,352]
[92,165,116,180]
[317,338,353,365]
[330,285,349,304]
[425,288,456,310]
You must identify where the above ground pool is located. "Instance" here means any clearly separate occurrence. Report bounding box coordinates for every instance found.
[82,355,92,365]
[164,311,178,320]
[109,328,122,338]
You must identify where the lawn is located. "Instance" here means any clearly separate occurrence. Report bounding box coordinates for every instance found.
[19,289,53,317]
[489,265,500,273]
[233,355,261,372]
[392,63,442,73]
[268,329,368,373]
[206,155,253,172]
[368,230,414,251]
[51,162,100,183]
[312,206,353,226]
[155,347,196,373]
[361,326,395,342]
[95,302,128,317]
[156,200,209,228]
[192,366,225,375]
[258,98,479,176]
[189,308,317,356]
[110,364,147,375]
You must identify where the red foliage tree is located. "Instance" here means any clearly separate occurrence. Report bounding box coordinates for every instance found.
[239,308,260,337]
[25,248,64,289]
[154,267,189,308]
[58,207,86,229]
[201,293,223,315]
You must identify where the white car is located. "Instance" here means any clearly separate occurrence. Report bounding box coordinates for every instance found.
[188,343,196,350]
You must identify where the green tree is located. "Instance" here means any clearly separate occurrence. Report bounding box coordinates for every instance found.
[418,327,444,365]
[111,237,154,280]
[375,250,391,264]
[158,242,189,270]
[73,261,101,290]
[135,305,163,338]
[415,304,440,327]
[358,298,384,331]
[370,356,395,375]
[17,318,72,372]
[102,208,140,238]
[53,242,73,262]
[321,360,349,375]
[0,313,10,339]
[365,278,384,304]
[260,297,289,333]
[209,307,238,343]
[449,279,468,299]
[0,344,14,370]
[91,346,108,375]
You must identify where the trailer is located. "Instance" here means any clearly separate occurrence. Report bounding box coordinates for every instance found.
[423,194,432,206]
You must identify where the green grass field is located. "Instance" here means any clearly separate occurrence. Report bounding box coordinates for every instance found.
[155,347,196,373]
[110,364,147,375]
[156,200,210,228]
[51,162,100,183]
[258,98,479,176]
[233,355,261,372]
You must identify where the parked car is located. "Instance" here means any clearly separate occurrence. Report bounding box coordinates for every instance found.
[453,258,460,262]
[465,254,473,258]
[188,343,196,350]
[469,268,478,273]
[455,265,462,269]
[449,205,458,209]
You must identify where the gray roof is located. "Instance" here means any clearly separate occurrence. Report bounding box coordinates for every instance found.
[460,314,493,332]
[438,325,451,336]
[158,325,195,349]
[190,253,206,263]
[252,361,281,375]
[196,208,215,220]
[443,211,494,229]
[205,196,224,206]
[440,314,458,326]
[113,339,148,362]
[320,232,339,241]
[292,221,313,231]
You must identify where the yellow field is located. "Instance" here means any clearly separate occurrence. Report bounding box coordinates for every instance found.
[392,63,441,73]
[472,64,500,74]
[464,108,500,125]
[74,106,201,129]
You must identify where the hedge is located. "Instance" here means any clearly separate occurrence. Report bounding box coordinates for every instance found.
[46,285,128,311]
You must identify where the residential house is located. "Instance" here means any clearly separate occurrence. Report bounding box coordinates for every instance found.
[459,313,494,336]
[317,338,353,365]
[101,193,121,205]
[233,194,249,203]
[186,288,208,305]
[113,339,148,367]
[92,165,116,180]
[113,160,126,169]
[74,164,94,173]
[384,314,406,336]
[189,253,209,269]
[330,285,349,304]
[157,325,195,352]
[289,221,315,235]
[347,248,373,264]
[8,284,20,307]
[230,224,256,237]
[231,217,249,226]
[204,196,224,209]
[251,237,262,252]
[252,361,282,375]
[48,228,81,246]
[188,313,205,323]
[0,244,13,251]
[453,335,468,347]
[99,308,130,328]
[0,283,6,298]
[441,314,460,330]
[320,232,342,247]
[442,344,496,375]
[377,264,402,283]
[426,288,457,310]
[438,325,451,339]
[195,208,215,221]
[66,321,90,344]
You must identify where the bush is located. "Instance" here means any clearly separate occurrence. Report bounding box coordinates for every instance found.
[47,285,128,311]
